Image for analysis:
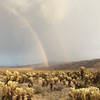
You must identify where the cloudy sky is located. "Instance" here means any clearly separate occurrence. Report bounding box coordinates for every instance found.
[0,0,100,66]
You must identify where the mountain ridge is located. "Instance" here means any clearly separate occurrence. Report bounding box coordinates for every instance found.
[34,58,100,70]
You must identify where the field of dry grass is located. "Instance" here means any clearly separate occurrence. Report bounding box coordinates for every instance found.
[0,67,100,100]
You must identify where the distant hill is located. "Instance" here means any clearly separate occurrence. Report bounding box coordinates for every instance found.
[34,58,100,70]
[2,58,100,71]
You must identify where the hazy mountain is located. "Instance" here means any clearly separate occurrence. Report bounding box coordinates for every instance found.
[34,58,100,70]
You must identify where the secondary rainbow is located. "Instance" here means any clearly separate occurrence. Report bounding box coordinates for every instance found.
[8,7,49,66]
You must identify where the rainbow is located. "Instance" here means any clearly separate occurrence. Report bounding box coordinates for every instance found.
[7,8,49,66]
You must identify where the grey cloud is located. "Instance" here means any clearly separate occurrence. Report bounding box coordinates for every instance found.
[0,4,46,66]
[0,0,100,66]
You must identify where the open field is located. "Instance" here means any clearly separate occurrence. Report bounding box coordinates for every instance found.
[0,67,33,72]
[0,67,100,100]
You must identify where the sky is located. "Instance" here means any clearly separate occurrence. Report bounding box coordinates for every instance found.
[0,0,100,66]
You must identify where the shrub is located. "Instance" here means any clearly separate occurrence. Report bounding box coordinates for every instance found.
[69,87,100,100]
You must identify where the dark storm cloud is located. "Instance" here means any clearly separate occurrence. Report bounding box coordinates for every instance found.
[0,0,100,66]
[0,3,46,66]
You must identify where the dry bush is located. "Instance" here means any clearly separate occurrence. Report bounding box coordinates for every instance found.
[69,87,100,100]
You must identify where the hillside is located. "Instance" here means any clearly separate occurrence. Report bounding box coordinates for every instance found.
[34,59,100,70]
